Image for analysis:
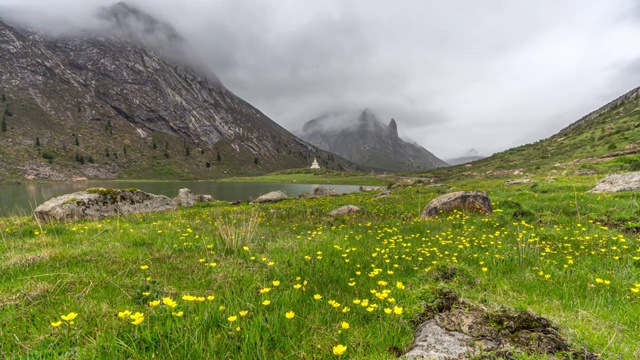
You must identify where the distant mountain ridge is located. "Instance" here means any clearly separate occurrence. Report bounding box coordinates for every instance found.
[299,110,447,172]
[0,2,360,180]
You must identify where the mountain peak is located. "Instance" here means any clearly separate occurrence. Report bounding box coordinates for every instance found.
[388,118,398,138]
[97,1,182,44]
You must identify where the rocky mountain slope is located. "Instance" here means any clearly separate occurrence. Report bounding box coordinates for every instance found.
[422,85,640,180]
[299,109,447,172]
[0,2,360,181]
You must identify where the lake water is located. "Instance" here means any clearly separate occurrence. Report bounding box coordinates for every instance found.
[0,181,363,217]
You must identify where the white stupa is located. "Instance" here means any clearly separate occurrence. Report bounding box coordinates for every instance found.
[310,157,321,169]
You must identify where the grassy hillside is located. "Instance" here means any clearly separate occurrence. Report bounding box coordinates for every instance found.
[1,175,639,358]
[419,86,640,182]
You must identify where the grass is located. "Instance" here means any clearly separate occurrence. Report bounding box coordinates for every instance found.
[222,168,387,186]
[0,175,639,358]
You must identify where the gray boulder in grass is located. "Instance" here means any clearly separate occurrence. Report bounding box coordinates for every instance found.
[174,188,196,207]
[421,191,492,218]
[33,188,177,223]
[589,172,640,193]
[327,205,361,217]
[254,190,288,203]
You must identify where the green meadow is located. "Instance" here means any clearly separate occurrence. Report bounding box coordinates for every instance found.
[1,175,639,359]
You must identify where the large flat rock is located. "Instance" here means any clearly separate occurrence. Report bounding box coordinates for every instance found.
[589,171,640,193]
[34,188,177,222]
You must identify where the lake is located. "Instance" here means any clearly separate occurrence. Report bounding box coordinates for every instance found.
[0,181,364,217]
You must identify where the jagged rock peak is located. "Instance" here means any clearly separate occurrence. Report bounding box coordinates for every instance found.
[388,118,398,138]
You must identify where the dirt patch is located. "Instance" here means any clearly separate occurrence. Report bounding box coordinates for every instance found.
[406,290,598,359]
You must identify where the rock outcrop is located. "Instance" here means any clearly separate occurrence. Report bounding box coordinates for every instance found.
[505,179,532,186]
[33,188,176,222]
[589,172,640,193]
[327,205,360,217]
[174,188,196,207]
[421,191,492,218]
[254,190,288,203]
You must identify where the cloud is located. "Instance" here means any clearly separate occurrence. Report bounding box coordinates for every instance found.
[1,0,640,159]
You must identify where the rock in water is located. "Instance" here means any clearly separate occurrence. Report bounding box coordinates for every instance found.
[589,172,640,193]
[421,191,492,218]
[33,188,177,223]
[327,205,361,217]
[174,188,196,207]
[254,190,288,203]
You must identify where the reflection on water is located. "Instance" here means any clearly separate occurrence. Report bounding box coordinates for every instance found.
[0,181,363,217]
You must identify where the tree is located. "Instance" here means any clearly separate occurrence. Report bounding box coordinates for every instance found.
[185,145,190,156]
[123,146,127,156]
[75,136,79,146]
[35,137,40,146]
[152,141,157,150]
[105,148,110,158]
[1,93,6,102]
[216,152,221,162]
[1,116,6,133]
[254,157,259,165]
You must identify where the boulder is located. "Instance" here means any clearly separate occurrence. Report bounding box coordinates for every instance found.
[589,172,640,193]
[33,188,177,223]
[174,188,196,207]
[505,179,531,186]
[313,186,339,196]
[196,194,213,203]
[374,190,392,199]
[403,320,480,359]
[254,190,288,203]
[327,205,360,217]
[421,191,492,218]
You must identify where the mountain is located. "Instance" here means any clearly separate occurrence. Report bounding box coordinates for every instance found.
[299,109,447,172]
[0,2,359,181]
[446,149,486,165]
[421,85,640,180]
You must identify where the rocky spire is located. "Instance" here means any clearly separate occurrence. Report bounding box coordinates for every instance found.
[388,118,398,138]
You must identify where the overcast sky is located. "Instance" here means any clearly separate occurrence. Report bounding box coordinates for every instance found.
[2,0,640,159]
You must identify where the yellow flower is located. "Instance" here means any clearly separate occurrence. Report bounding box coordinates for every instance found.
[149,300,160,307]
[140,265,149,270]
[262,300,271,306]
[285,311,295,319]
[342,306,350,313]
[272,281,281,287]
[182,295,196,301]
[51,321,62,327]
[631,288,640,293]
[172,311,184,317]
[227,316,238,322]
[207,295,215,301]
[259,288,271,294]
[196,297,205,302]
[60,312,78,321]
[219,305,226,311]
[341,322,350,330]
[353,299,361,305]
[604,280,611,285]
[348,282,356,286]
[313,294,322,300]
[396,281,405,290]
[366,306,375,312]
[118,310,132,319]
[377,281,388,286]
[595,278,604,284]
[333,344,347,356]
[239,310,248,317]
[293,284,302,290]
[243,246,249,251]
[163,297,177,308]
[393,306,403,315]
[384,308,392,314]
[142,292,150,296]
[236,326,241,332]
[482,268,488,272]
[130,312,144,325]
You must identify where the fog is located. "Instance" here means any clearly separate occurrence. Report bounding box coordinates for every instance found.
[1,0,639,159]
